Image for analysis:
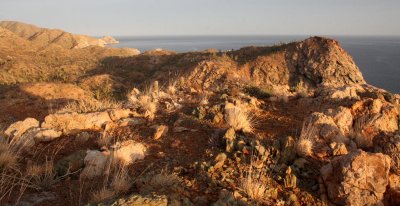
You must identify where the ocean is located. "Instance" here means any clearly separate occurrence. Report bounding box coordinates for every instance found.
[112,36,400,93]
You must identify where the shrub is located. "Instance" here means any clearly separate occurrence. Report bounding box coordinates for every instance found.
[91,187,116,203]
[225,106,254,133]
[296,121,317,157]
[110,167,131,193]
[240,163,276,204]
[352,116,372,148]
[137,169,182,194]
[244,86,273,99]
[0,150,18,170]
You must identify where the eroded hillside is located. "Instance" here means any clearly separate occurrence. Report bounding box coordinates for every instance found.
[0,22,399,206]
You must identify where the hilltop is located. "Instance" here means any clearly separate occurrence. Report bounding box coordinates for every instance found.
[0,22,399,206]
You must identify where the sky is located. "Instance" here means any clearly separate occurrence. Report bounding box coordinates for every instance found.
[0,0,399,36]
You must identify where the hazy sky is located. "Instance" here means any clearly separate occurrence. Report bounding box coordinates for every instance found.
[1,0,399,36]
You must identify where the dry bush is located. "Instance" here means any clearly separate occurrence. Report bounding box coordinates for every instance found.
[138,95,157,114]
[91,187,116,203]
[110,167,131,193]
[0,150,18,170]
[59,99,121,114]
[296,121,317,157]
[25,160,61,190]
[167,80,177,95]
[352,115,373,148]
[0,139,29,203]
[225,106,254,133]
[240,162,276,204]
[137,169,182,194]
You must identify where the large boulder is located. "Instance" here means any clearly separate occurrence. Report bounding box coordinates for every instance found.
[42,112,112,134]
[320,150,391,205]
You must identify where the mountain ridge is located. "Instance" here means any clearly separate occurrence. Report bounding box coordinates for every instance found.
[0,21,119,49]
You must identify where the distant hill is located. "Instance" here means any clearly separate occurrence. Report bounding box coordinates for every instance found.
[0,21,119,49]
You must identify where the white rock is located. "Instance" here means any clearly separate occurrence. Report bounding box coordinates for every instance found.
[80,150,110,179]
[111,140,146,165]
[5,118,39,138]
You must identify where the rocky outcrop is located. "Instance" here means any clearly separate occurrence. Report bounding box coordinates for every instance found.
[320,150,390,205]
[179,37,366,94]
[286,37,365,88]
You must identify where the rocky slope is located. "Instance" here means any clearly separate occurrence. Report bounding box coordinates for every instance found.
[0,22,399,206]
[0,21,119,49]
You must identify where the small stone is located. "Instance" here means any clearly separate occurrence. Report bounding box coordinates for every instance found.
[118,118,145,127]
[153,125,169,140]
[213,112,224,124]
[224,128,236,152]
[330,142,348,156]
[214,153,227,170]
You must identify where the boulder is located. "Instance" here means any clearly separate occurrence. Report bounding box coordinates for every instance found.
[320,150,390,205]
[324,86,360,100]
[33,128,62,143]
[374,133,400,175]
[326,107,353,136]
[4,118,39,138]
[80,150,110,179]
[42,112,112,134]
[111,140,146,165]
[386,174,400,205]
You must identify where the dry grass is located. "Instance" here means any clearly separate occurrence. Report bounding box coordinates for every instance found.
[225,106,255,133]
[25,160,61,191]
[296,121,317,157]
[90,187,116,203]
[240,161,275,204]
[138,95,157,114]
[0,150,18,170]
[138,169,182,194]
[352,115,374,148]
[167,80,177,95]
[59,99,121,114]
[110,167,131,193]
